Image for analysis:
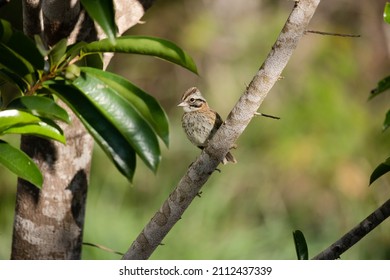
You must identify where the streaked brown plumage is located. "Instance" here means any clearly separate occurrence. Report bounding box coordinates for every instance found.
[178,87,236,164]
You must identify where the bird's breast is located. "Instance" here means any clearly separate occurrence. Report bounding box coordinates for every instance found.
[182,112,216,146]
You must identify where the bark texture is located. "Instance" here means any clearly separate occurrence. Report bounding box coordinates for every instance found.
[12,115,94,259]
[122,0,321,260]
[12,0,155,259]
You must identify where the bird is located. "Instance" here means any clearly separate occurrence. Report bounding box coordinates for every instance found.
[178,87,237,164]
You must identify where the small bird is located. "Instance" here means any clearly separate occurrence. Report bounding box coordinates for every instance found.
[178,87,237,164]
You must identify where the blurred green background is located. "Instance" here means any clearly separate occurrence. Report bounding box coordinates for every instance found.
[1,0,390,259]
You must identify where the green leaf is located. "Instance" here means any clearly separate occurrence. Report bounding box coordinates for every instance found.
[82,36,198,74]
[0,68,29,92]
[72,72,161,172]
[0,19,12,42]
[369,157,390,185]
[48,38,68,70]
[48,82,136,181]
[0,109,41,133]
[370,76,390,99]
[0,43,35,84]
[383,109,390,131]
[293,230,309,260]
[0,80,22,108]
[34,35,49,57]
[84,53,104,69]
[7,96,70,123]
[2,121,65,144]
[0,139,42,188]
[384,2,390,24]
[79,67,169,146]
[1,19,44,70]
[80,0,117,44]
[0,108,65,143]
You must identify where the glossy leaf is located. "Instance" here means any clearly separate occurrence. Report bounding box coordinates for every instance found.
[0,139,42,188]
[384,2,390,24]
[369,157,390,185]
[370,76,390,99]
[79,67,169,146]
[2,121,66,144]
[0,109,41,133]
[72,72,161,172]
[80,0,117,44]
[82,36,198,74]
[293,230,309,260]
[7,96,70,123]
[48,82,136,181]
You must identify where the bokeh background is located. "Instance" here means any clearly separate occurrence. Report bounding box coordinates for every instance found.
[1,0,390,259]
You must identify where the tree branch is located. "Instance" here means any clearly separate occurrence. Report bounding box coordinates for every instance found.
[312,198,390,260]
[122,0,321,260]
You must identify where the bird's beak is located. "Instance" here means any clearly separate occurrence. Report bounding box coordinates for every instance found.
[177,101,187,107]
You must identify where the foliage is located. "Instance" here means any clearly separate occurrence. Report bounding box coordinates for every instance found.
[0,1,197,187]
[368,3,390,185]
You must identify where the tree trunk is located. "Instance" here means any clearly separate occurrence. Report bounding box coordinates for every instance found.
[11,0,154,259]
[11,115,94,259]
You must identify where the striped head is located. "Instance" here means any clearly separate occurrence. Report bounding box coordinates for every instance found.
[177,87,208,113]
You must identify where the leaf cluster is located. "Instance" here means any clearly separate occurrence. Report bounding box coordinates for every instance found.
[0,1,197,188]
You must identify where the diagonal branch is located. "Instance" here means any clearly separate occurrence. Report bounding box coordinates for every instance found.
[122,0,321,260]
[312,198,390,260]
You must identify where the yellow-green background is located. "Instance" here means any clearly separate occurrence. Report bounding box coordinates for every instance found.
[1,0,390,259]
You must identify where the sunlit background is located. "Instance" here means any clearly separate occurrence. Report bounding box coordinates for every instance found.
[1,0,390,259]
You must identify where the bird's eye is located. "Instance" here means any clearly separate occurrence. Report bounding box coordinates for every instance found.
[189,98,195,102]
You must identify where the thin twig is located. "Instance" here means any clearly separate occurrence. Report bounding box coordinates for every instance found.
[254,112,280,119]
[83,242,124,256]
[305,30,361,37]
[312,198,390,260]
